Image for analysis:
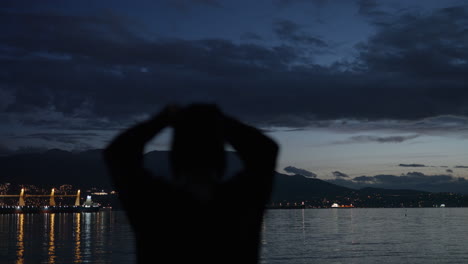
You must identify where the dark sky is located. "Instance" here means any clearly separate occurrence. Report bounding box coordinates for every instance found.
[1,0,468,179]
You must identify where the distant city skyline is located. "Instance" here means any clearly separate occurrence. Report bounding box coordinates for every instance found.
[1,1,468,180]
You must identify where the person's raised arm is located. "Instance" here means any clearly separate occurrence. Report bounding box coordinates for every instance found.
[223,115,279,179]
[103,106,177,209]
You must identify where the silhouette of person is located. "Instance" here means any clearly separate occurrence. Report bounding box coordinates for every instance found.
[104,104,278,264]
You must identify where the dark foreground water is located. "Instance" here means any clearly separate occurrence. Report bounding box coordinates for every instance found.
[1,208,468,263]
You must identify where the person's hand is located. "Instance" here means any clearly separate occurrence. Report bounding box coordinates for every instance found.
[169,103,225,135]
[148,104,181,127]
[192,103,222,117]
[164,104,180,126]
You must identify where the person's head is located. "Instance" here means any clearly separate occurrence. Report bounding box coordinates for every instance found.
[170,104,226,183]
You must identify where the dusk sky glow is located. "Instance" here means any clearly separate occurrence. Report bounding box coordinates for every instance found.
[1,0,468,181]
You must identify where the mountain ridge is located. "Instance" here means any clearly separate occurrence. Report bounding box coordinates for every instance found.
[0,149,455,201]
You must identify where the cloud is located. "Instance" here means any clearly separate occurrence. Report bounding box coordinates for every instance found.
[334,134,419,144]
[315,116,468,136]
[364,172,457,187]
[2,5,468,138]
[168,0,223,12]
[11,146,50,154]
[446,169,453,173]
[0,142,12,156]
[356,0,392,23]
[357,5,468,77]
[273,19,328,47]
[284,166,317,178]
[0,10,301,122]
[455,166,468,169]
[240,32,263,41]
[274,0,329,8]
[353,175,375,183]
[0,87,15,111]
[328,171,468,193]
[332,171,349,178]
[399,163,427,168]
[13,132,101,144]
[357,0,378,14]
[9,132,103,151]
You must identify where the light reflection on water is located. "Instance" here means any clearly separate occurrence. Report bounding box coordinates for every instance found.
[74,212,81,264]
[2,209,468,263]
[0,211,135,264]
[16,214,24,264]
[48,214,55,264]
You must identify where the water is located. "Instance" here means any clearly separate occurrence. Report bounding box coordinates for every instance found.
[0,211,135,264]
[261,208,468,264]
[1,209,468,263]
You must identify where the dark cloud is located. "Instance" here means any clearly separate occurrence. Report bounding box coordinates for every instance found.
[356,0,378,13]
[0,10,301,124]
[356,0,417,27]
[334,134,419,144]
[189,0,222,7]
[399,164,426,168]
[240,32,263,41]
[337,116,468,135]
[273,19,328,47]
[284,166,317,178]
[332,171,349,178]
[168,0,223,12]
[0,143,12,156]
[357,0,390,20]
[446,169,453,173]
[370,135,419,143]
[357,5,468,78]
[9,132,103,151]
[455,166,468,169]
[353,175,375,183]
[274,0,329,8]
[368,172,456,186]
[351,5,468,120]
[1,5,468,135]
[328,171,468,193]
[13,132,101,145]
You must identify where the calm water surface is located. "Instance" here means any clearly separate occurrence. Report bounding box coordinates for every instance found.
[0,211,135,264]
[1,208,468,263]
[261,208,468,264]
